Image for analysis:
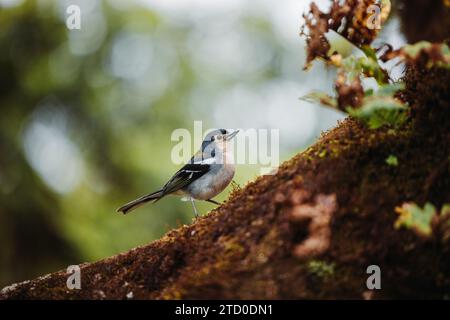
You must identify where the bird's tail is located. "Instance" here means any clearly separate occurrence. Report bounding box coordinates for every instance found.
[117,190,164,214]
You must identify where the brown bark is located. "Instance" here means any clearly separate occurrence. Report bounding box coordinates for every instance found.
[395,0,450,43]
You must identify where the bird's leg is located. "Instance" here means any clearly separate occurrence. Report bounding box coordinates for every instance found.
[190,198,199,218]
[231,180,241,190]
[206,199,221,205]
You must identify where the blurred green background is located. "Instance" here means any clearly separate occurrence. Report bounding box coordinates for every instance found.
[0,0,405,287]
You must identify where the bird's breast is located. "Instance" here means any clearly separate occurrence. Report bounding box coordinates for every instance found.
[185,164,235,200]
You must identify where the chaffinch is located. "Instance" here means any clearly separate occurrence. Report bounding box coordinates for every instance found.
[117,129,239,217]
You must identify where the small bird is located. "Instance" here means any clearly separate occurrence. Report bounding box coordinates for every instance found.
[117,129,239,217]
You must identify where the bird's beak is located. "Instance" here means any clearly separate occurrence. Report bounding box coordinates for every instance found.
[224,130,239,141]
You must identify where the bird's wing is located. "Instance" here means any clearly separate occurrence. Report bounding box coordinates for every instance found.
[162,148,217,195]
[162,162,211,195]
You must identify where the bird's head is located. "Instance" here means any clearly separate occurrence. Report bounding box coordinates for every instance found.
[201,129,239,157]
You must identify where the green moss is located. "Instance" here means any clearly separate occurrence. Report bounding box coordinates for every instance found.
[307,260,335,279]
[395,202,436,237]
[318,149,328,158]
[386,155,399,166]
